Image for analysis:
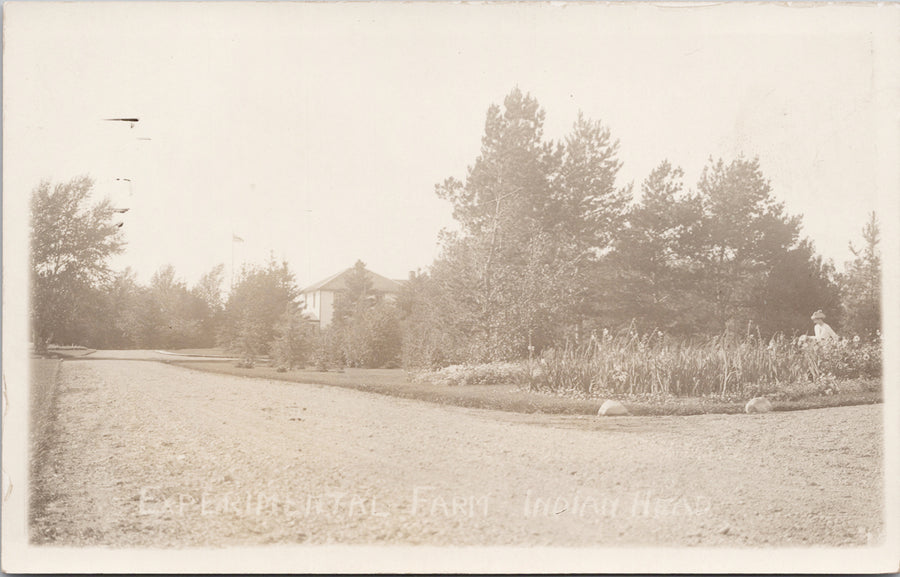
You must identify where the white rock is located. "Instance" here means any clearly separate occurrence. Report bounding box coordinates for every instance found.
[598,399,629,416]
[745,397,773,414]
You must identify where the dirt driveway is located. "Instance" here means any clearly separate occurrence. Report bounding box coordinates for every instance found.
[31,356,883,547]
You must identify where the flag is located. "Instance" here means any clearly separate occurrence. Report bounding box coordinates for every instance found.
[232,234,244,243]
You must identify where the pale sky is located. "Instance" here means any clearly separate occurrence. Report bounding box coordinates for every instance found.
[5,2,898,289]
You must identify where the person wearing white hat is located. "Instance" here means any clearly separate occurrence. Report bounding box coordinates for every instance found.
[811,310,838,341]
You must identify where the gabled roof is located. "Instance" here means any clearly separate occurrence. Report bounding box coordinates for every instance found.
[301,267,403,294]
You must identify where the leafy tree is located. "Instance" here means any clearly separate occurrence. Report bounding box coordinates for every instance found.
[30,176,124,350]
[330,260,401,367]
[106,267,144,347]
[842,212,881,339]
[359,301,402,368]
[272,306,314,370]
[105,264,211,349]
[233,312,269,366]
[220,256,299,358]
[753,239,842,337]
[398,260,481,368]
[312,326,343,371]
[595,157,819,338]
[191,264,226,347]
[193,264,226,309]
[69,282,120,349]
[147,265,206,349]
[332,259,375,325]
[398,270,449,368]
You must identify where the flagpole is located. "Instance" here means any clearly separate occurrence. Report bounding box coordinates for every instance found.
[231,233,244,292]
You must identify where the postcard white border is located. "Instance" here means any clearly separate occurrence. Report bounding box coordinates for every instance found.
[3,1,899,573]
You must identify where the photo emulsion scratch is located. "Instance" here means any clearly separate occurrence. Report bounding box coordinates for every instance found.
[3,1,899,573]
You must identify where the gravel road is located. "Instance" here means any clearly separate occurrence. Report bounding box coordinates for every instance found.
[31,355,884,547]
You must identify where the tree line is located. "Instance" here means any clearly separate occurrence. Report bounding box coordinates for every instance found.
[30,88,881,368]
[400,88,880,366]
[29,182,399,368]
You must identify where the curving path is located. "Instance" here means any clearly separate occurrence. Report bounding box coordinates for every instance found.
[31,354,884,547]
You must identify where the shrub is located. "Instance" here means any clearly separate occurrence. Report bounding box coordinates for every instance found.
[364,302,402,368]
[332,302,402,369]
[226,312,268,363]
[270,308,314,371]
[312,327,342,371]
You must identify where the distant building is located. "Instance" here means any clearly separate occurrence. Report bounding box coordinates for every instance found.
[300,266,404,328]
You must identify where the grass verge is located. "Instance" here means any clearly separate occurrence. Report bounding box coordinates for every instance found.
[170,359,881,416]
[30,357,64,542]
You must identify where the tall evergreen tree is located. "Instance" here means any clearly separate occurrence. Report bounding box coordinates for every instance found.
[432,89,626,360]
[434,88,557,359]
[754,239,842,337]
[599,160,705,333]
[695,156,801,331]
[842,212,881,339]
[557,111,631,253]
[332,259,375,325]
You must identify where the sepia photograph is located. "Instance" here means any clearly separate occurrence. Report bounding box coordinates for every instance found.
[2,1,899,573]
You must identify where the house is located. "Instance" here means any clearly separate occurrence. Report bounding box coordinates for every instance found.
[300,266,405,327]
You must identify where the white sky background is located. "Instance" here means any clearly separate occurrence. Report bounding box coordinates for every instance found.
[4,5,900,573]
[3,2,891,289]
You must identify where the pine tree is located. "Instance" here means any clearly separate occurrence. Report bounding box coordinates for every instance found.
[695,156,801,331]
[432,89,626,360]
[842,212,881,339]
[599,160,705,333]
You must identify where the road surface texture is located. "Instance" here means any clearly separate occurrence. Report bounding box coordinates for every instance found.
[31,354,883,547]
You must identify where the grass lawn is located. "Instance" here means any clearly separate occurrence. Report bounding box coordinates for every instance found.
[30,357,64,528]
[169,359,882,416]
[31,358,62,445]
[165,348,237,357]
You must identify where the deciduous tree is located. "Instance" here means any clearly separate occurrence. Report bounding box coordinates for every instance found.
[220,257,299,358]
[30,176,124,350]
[330,260,401,368]
[192,264,226,347]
